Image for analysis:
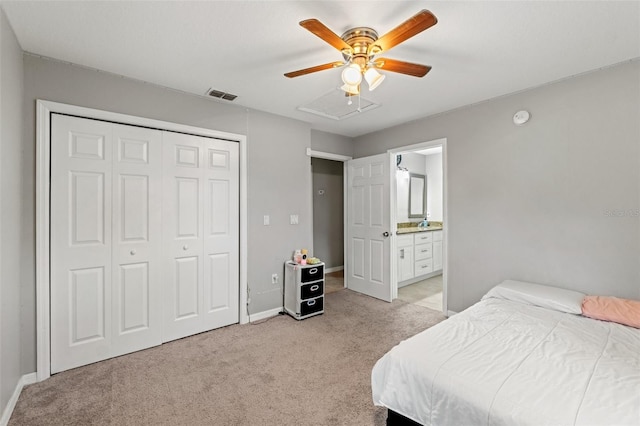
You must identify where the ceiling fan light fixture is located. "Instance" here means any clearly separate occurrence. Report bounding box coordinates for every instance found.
[341,64,362,86]
[340,83,360,96]
[364,67,385,91]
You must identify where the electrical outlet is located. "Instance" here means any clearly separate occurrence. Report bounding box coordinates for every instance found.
[271,273,278,284]
[290,214,298,225]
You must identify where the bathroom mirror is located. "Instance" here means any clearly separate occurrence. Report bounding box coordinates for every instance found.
[409,173,427,218]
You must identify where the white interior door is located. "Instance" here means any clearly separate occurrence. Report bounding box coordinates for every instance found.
[162,132,239,342]
[346,153,392,301]
[51,115,163,373]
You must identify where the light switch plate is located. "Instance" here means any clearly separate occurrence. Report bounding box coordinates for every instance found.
[263,215,270,226]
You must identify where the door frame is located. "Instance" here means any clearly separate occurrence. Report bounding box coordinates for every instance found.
[36,100,248,381]
[388,138,448,314]
[306,148,351,285]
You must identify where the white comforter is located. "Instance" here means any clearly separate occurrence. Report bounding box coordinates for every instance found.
[372,298,640,425]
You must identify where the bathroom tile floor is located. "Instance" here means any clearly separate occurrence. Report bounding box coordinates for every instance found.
[397,274,443,312]
[325,270,443,313]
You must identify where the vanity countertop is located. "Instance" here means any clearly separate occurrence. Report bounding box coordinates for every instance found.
[397,225,443,234]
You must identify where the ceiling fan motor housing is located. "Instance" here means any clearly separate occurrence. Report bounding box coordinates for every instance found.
[340,27,379,67]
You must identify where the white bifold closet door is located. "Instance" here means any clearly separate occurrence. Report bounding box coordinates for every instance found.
[51,115,163,373]
[162,132,239,342]
[50,114,239,374]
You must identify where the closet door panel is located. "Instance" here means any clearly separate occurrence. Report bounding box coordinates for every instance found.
[51,115,113,373]
[203,139,239,329]
[162,132,204,342]
[111,124,163,355]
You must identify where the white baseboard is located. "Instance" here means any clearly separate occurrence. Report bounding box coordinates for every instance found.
[250,307,283,322]
[446,310,457,317]
[1,372,37,426]
[325,265,344,273]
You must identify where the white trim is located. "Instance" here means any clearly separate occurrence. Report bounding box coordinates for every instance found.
[447,310,457,317]
[388,138,448,314]
[442,141,449,316]
[388,153,398,299]
[306,147,352,162]
[250,307,283,322]
[342,162,348,287]
[324,265,344,274]
[36,100,248,381]
[35,101,51,382]
[0,373,37,426]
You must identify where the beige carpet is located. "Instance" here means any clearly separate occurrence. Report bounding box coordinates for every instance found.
[10,290,446,426]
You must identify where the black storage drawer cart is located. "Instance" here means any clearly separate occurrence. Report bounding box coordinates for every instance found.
[284,261,325,320]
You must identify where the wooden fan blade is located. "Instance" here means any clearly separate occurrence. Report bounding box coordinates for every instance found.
[300,19,353,52]
[374,58,431,77]
[284,61,345,78]
[370,10,437,54]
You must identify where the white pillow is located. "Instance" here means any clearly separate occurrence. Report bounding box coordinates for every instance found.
[482,280,585,314]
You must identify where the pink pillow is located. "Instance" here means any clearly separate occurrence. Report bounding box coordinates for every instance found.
[581,296,640,329]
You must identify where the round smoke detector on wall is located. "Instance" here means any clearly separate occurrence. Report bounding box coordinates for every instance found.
[513,110,531,126]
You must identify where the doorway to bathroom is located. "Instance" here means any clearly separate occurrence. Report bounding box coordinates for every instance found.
[389,139,447,314]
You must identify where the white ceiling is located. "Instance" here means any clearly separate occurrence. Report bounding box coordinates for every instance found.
[2,1,639,137]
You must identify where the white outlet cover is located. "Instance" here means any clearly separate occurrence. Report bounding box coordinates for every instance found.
[263,215,270,226]
[290,214,299,225]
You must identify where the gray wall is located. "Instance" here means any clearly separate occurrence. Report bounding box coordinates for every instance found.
[354,60,640,313]
[0,7,24,413]
[310,129,354,158]
[311,158,344,269]
[21,55,319,374]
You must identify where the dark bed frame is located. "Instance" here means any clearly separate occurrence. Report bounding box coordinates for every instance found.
[387,409,422,426]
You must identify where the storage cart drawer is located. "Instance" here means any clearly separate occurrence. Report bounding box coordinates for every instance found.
[300,296,324,317]
[301,281,324,300]
[301,265,324,283]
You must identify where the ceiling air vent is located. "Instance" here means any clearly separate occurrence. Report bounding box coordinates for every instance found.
[205,88,237,101]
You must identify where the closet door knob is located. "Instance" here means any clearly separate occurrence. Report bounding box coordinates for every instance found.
[183,245,189,251]
[130,250,136,256]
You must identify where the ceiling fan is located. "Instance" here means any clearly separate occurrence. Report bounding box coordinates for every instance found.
[284,10,438,95]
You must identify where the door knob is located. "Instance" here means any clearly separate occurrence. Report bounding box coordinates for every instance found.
[130,250,136,256]
[183,245,189,250]
[382,232,390,237]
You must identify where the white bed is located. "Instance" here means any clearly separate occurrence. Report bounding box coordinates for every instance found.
[372,283,640,425]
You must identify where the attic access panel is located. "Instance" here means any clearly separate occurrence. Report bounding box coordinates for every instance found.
[298,88,380,120]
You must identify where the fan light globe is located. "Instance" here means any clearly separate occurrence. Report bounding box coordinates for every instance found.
[340,83,360,96]
[341,64,362,86]
[364,68,385,91]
